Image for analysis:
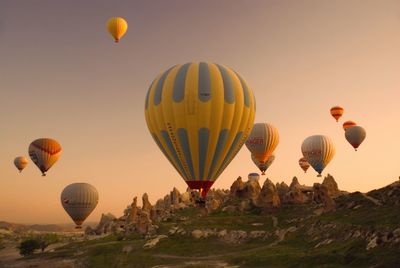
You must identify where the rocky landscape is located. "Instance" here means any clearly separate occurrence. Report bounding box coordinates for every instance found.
[1,174,400,267]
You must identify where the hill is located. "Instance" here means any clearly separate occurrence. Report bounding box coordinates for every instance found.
[1,175,400,268]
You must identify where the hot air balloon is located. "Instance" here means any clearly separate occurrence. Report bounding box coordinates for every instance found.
[106,17,128,43]
[343,120,357,131]
[28,138,61,176]
[145,62,256,198]
[330,106,344,122]
[345,126,366,151]
[245,123,279,166]
[61,183,99,229]
[298,157,310,173]
[248,173,260,181]
[14,156,28,173]
[301,135,335,177]
[251,153,275,175]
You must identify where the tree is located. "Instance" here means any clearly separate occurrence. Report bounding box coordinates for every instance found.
[18,239,40,256]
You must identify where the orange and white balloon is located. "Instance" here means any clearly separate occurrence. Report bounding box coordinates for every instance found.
[28,138,62,176]
[330,106,344,122]
[343,120,357,131]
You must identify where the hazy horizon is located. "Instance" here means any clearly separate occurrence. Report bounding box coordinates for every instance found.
[1,0,400,224]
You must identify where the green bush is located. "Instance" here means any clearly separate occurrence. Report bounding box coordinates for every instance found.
[18,239,41,256]
[18,233,61,256]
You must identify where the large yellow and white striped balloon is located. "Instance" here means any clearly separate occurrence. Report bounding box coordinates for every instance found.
[61,183,99,228]
[28,138,62,176]
[301,135,335,177]
[145,62,256,198]
[245,123,279,164]
[14,156,29,173]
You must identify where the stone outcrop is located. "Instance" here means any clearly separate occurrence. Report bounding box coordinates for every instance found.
[125,197,138,225]
[284,177,308,204]
[313,183,335,212]
[276,182,289,201]
[230,177,245,196]
[322,174,340,198]
[256,178,281,208]
[142,193,153,214]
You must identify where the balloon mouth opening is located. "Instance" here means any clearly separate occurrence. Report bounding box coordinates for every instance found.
[186,181,214,198]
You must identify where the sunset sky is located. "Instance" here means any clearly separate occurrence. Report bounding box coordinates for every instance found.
[1,0,400,224]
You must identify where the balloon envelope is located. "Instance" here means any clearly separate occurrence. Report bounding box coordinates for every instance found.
[248,173,260,181]
[343,120,357,131]
[145,62,256,198]
[245,123,279,164]
[301,135,335,177]
[14,156,28,173]
[330,106,344,122]
[298,157,310,173]
[107,17,128,42]
[28,138,62,176]
[345,126,366,151]
[61,183,99,228]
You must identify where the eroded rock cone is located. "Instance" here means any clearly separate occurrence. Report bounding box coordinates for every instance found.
[142,193,153,213]
[95,213,116,234]
[256,178,281,208]
[240,178,261,203]
[171,187,181,205]
[136,211,153,235]
[322,174,340,198]
[313,183,335,212]
[230,177,245,196]
[284,177,308,204]
[125,197,138,225]
[276,182,289,201]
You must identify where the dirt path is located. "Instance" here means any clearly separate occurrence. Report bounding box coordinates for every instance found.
[362,193,382,206]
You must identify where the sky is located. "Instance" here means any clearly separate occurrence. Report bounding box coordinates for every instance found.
[1,0,400,224]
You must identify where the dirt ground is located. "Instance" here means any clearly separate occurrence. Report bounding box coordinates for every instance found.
[0,242,76,268]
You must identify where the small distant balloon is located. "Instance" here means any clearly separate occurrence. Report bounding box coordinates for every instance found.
[106,17,128,43]
[301,135,335,177]
[61,183,99,229]
[343,120,357,131]
[298,157,310,173]
[248,173,260,181]
[330,106,344,122]
[345,126,366,151]
[14,156,29,173]
[28,138,62,176]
